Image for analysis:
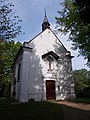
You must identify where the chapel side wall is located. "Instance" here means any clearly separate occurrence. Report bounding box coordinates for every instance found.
[11,54,23,101]
[19,50,31,102]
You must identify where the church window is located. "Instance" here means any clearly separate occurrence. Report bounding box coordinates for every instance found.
[17,63,21,82]
[47,56,54,71]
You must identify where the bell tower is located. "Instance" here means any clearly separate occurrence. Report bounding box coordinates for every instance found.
[42,10,50,31]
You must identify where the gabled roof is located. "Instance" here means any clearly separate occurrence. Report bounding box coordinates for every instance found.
[23,31,43,45]
[42,51,60,60]
[23,28,69,53]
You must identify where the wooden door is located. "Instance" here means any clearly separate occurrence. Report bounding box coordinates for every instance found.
[46,80,56,100]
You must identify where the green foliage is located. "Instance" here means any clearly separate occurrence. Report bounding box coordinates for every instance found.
[56,0,90,67]
[75,0,90,24]
[0,0,22,40]
[0,39,22,97]
[0,0,23,97]
[73,69,90,98]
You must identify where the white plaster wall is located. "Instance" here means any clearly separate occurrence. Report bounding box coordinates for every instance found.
[19,50,30,102]
[29,29,62,56]
[19,29,75,101]
[26,29,75,101]
[28,48,44,101]
[55,56,76,100]
[28,29,64,75]
[28,29,61,101]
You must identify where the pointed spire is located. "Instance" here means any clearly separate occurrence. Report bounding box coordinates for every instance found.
[42,9,50,31]
[43,9,48,23]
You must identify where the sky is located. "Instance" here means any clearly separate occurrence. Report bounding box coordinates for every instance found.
[9,0,89,70]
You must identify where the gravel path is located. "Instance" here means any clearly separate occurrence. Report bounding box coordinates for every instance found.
[51,101,90,120]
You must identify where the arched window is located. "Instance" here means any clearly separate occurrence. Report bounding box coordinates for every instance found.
[17,63,21,82]
[47,56,54,71]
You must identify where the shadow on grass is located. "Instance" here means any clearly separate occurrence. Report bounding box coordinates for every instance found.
[0,98,90,120]
[61,104,90,120]
[0,98,63,120]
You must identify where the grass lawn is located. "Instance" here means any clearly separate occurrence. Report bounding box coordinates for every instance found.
[68,98,90,104]
[0,98,64,120]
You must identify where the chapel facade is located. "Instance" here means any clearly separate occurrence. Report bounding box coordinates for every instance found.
[11,13,75,102]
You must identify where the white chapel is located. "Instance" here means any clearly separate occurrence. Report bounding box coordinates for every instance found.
[11,13,76,102]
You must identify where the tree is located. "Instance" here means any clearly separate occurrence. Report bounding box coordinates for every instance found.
[56,0,90,67]
[0,40,22,97]
[75,0,90,24]
[73,69,90,98]
[0,0,22,41]
[0,0,23,97]
[0,39,5,97]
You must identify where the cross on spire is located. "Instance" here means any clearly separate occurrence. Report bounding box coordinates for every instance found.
[45,9,46,16]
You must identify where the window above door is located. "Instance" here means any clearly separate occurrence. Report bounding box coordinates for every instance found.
[42,51,60,72]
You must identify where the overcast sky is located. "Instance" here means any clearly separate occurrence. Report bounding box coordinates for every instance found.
[9,0,89,70]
